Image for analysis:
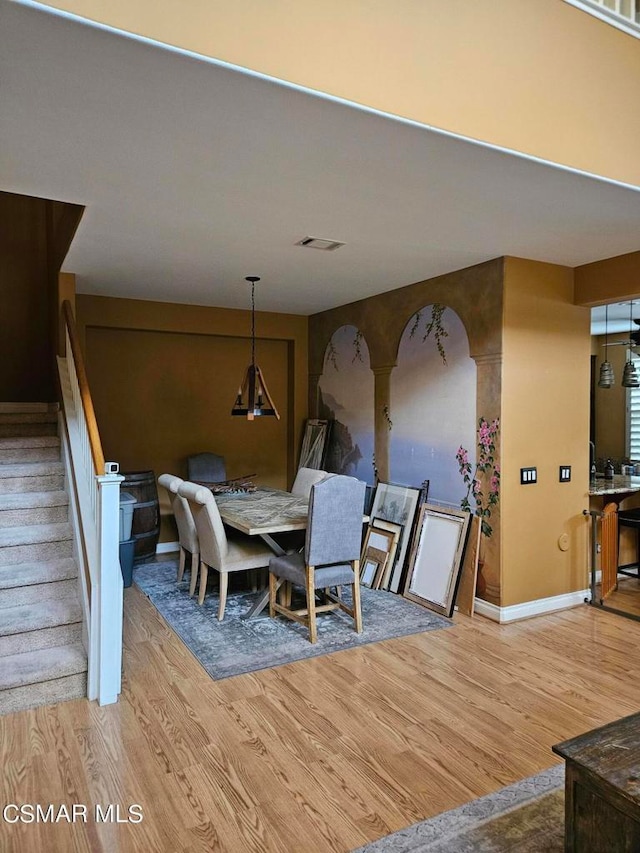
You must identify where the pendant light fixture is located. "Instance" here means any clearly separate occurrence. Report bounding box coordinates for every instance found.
[231,276,280,420]
[622,299,640,389]
[598,303,615,388]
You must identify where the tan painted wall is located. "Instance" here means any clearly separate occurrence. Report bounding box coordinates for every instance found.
[575,252,640,306]
[593,335,627,461]
[43,0,640,186]
[501,258,590,607]
[76,295,307,541]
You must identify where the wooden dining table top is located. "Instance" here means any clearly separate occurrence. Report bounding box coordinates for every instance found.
[215,487,309,536]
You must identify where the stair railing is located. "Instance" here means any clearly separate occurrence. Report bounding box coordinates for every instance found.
[58,300,123,706]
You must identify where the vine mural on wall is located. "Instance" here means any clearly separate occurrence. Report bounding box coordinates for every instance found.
[390,305,476,506]
[319,325,375,484]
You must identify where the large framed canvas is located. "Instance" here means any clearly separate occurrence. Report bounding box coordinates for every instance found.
[370,482,421,592]
[403,503,471,618]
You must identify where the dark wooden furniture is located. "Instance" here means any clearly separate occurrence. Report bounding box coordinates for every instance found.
[553,712,640,852]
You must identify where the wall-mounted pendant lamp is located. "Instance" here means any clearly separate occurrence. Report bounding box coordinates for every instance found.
[622,299,640,389]
[598,303,615,388]
[231,276,280,420]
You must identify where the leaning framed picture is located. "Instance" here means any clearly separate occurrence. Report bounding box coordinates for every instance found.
[370,482,421,593]
[360,525,399,589]
[370,518,402,589]
[403,503,471,618]
[298,419,330,470]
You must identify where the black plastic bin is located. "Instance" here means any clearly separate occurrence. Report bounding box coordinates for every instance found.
[119,539,135,588]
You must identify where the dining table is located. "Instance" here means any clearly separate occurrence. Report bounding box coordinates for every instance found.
[214,486,310,619]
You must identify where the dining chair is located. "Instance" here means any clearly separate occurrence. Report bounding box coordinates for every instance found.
[187,452,227,484]
[178,481,272,620]
[268,474,366,643]
[290,467,329,499]
[157,473,200,596]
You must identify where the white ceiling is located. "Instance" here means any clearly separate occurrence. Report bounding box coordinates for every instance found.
[3,1,640,316]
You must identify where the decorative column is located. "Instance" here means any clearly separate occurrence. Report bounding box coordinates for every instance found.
[472,352,502,606]
[372,365,395,482]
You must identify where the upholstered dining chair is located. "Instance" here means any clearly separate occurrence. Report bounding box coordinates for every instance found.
[158,473,200,596]
[178,481,272,620]
[268,474,366,643]
[290,467,329,499]
[187,452,227,484]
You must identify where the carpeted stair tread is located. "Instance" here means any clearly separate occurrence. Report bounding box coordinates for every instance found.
[0,558,77,590]
[0,436,60,450]
[0,643,86,691]
[0,461,64,479]
[0,522,72,548]
[0,491,68,511]
[0,412,58,424]
[0,597,82,637]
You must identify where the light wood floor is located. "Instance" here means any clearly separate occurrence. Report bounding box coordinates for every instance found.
[595,574,640,617]
[3,587,640,853]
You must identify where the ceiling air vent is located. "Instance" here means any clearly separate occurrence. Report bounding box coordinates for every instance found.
[295,236,345,251]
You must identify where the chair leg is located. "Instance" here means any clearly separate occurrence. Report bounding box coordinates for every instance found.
[218,574,228,621]
[177,547,186,582]
[198,561,209,605]
[352,561,363,634]
[306,566,317,644]
[189,551,199,597]
[284,581,292,608]
[269,571,278,617]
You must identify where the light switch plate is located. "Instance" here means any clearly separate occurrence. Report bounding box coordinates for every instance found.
[559,466,571,483]
[521,467,537,485]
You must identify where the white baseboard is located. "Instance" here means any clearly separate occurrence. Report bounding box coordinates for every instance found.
[474,589,590,623]
[156,541,179,554]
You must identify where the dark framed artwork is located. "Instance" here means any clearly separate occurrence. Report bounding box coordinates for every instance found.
[370,481,426,593]
[403,503,471,618]
[370,518,402,589]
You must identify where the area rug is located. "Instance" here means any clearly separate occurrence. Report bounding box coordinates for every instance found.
[133,558,452,680]
[354,764,565,852]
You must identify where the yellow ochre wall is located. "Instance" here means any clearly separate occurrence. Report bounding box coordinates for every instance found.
[75,294,307,542]
[501,258,591,607]
[42,0,640,186]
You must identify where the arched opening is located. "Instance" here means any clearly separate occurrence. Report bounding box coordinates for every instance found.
[390,306,477,506]
[318,325,375,484]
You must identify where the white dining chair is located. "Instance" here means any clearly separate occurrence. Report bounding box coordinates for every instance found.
[178,481,273,620]
[158,473,200,596]
[290,467,329,499]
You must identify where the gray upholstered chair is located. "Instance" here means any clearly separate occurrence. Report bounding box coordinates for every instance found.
[187,452,227,484]
[268,474,366,643]
[178,481,272,620]
[290,467,329,499]
[158,473,200,596]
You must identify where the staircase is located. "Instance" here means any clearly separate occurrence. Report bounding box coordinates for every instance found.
[0,406,87,714]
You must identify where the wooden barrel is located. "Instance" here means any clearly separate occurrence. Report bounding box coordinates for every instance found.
[121,471,159,564]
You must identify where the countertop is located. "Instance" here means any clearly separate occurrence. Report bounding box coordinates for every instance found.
[589,474,640,496]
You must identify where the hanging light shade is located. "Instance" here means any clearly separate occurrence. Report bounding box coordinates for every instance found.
[231,276,280,420]
[598,303,615,388]
[622,300,640,388]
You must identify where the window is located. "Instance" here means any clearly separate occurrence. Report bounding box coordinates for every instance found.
[627,352,640,459]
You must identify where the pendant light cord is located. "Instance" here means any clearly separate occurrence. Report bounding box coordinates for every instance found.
[605,304,608,350]
[251,280,256,367]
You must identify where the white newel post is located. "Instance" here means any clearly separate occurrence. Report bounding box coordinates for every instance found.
[96,472,124,706]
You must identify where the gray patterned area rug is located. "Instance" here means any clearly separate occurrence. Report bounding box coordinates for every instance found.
[133,558,452,680]
[354,765,565,853]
